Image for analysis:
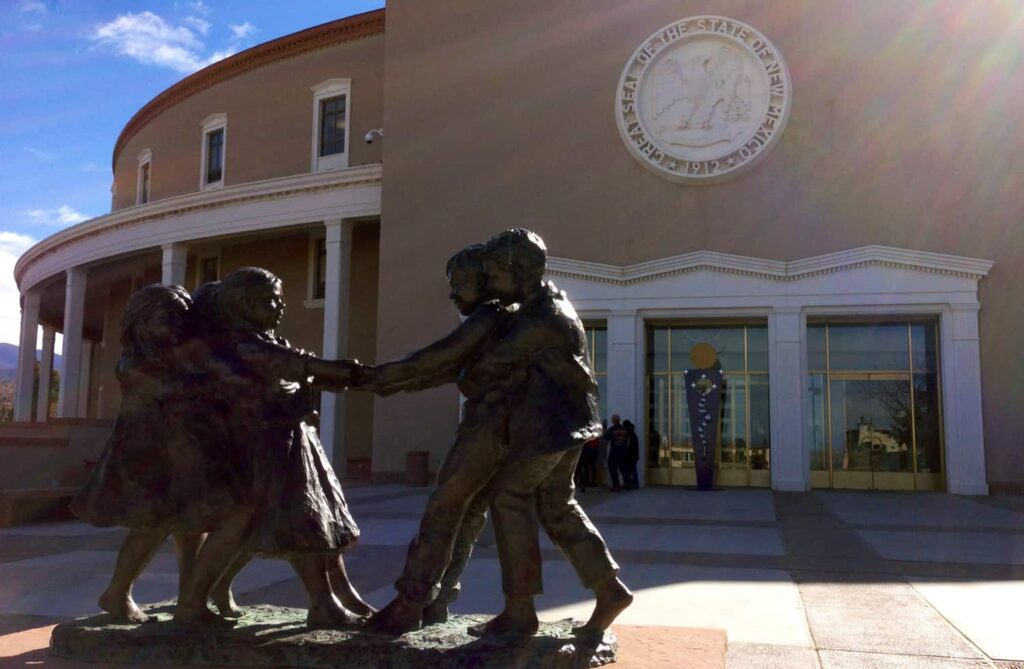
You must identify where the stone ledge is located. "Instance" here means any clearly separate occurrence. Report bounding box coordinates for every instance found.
[0,486,78,527]
[50,604,617,669]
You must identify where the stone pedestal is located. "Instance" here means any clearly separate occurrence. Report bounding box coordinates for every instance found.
[50,605,616,669]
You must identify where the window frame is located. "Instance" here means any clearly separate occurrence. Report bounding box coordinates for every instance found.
[136,148,152,206]
[199,113,228,191]
[310,79,351,173]
[194,251,222,290]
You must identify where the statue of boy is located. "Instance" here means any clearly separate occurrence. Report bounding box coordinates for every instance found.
[366,230,631,637]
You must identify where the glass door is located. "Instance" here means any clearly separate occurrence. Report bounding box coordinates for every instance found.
[807,321,943,491]
[829,373,915,490]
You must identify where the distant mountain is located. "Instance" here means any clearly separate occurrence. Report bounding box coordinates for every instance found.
[0,343,62,380]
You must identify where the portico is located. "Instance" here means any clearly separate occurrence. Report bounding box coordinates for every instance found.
[550,246,992,495]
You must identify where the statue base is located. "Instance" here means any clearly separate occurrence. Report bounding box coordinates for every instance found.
[49,604,617,669]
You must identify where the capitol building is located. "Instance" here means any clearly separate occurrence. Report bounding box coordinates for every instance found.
[9,2,1022,496]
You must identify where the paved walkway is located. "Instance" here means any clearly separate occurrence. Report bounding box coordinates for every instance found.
[1,485,1022,668]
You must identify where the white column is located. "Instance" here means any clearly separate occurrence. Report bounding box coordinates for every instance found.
[13,291,41,422]
[35,326,56,422]
[943,305,988,495]
[58,267,87,418]
[161,242,188,286]
[768,307,809,491]
[77,340,94,419]
[319,219,354,473]
[606,310,641,479]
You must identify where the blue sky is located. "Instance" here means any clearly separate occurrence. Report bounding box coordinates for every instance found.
[0,0,384,345]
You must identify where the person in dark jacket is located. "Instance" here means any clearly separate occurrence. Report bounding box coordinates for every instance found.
[622,419,640,490]
[604,414,630,491]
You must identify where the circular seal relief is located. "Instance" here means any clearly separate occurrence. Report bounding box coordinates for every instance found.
[616,16,792,184]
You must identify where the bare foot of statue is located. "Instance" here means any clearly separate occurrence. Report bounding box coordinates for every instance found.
[306,597,363,628]
[468,595,539,638]
[98,588,151,623]
[422,599,449,626]
[328,555,377,616]
[210,582,242,618]
[172,601,236,629]
[365,596,423,634]
[573,576,633,637]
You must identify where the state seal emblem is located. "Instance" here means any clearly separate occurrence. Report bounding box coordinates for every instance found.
[616,16,792,184]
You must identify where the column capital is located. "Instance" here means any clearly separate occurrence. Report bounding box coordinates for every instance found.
[21,289,41,311]
[66,266,88,287]
[324,218,354,245]
[162,242,189,286]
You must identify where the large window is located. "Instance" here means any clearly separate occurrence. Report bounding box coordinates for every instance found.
[205,129,224,184]
[311,79,351,172]
[647,323,770,487]
[319,96,347,157]
[199,113,227,190]
[136,148,151,205]
[807,320,943,491]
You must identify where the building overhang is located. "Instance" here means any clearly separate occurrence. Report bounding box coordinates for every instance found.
[15,164,383,293]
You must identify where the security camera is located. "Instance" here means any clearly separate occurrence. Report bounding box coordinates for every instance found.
[365,128,383,144]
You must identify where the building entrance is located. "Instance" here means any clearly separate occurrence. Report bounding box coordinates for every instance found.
[645,323,771,488]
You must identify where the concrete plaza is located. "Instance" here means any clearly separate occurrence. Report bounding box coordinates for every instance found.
[0,486,1022,668]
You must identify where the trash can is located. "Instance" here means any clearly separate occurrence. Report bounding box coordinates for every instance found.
[405,451,430,487]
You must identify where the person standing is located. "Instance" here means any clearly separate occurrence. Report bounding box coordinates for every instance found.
[622,419,640,490]
[604,414,630,492]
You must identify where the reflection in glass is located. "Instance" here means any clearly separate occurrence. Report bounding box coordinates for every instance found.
[585,325,608,426]
[648,376,670,468]
[720,375,747,468]
[807,325,826,371]
[746,326,769,372]
[651,329,669,373]
[827,323,909,371]
[911,322,939,373]
[808,320,943,490]
[914,373,942,473]
[749,375,770,469]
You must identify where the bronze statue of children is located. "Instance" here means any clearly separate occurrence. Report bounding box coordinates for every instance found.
[174,267,372,627]
[71,285,243,623]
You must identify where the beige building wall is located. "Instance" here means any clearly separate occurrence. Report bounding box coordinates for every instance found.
[112,33,385,210]
[376,0,1024,484]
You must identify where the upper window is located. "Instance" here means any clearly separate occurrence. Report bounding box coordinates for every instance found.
[319,96,347,157]
[136,148,151,205]
[311,79,351,172]
[199,113,227,190]
[206,129,224,184]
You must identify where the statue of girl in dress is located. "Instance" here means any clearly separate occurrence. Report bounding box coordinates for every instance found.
[71,285,244,622]
[173,268,372,627]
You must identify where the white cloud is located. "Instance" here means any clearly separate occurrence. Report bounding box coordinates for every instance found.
[19,1,47,14]
[91,12,235,74]
[20,205,90,227]
[0,232,37,346]
[176,1,210,16]
[183,16,211,36]
[229,22,256,40]
[78,162,104,173]
[23,146,53,162]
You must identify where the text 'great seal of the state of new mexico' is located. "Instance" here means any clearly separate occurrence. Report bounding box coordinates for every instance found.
[616,16,792,184]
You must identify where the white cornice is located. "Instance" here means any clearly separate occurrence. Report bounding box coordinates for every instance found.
[547,246,993,285]
[15,164,383,287]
